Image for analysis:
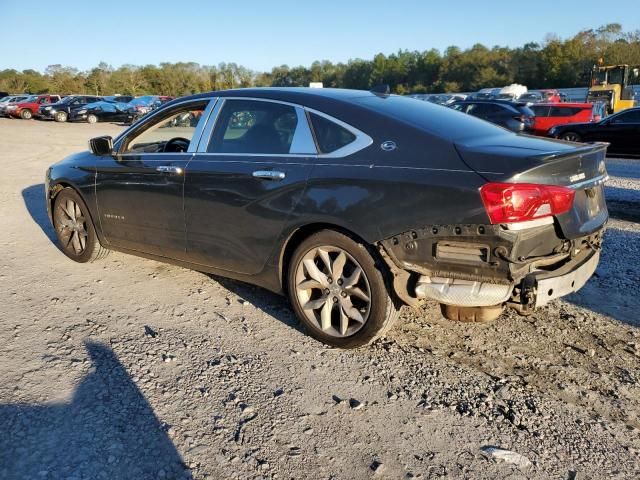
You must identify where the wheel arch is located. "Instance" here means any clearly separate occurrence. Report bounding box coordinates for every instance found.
[48,181,100,239]
[277,222,389,295]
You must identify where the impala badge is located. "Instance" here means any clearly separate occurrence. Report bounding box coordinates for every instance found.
[569,173,586,183]
[104,213,125,221]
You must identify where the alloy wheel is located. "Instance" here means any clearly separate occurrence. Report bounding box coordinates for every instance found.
[294,246,372,337]
[54,198,88,256]
[562,133,581,142]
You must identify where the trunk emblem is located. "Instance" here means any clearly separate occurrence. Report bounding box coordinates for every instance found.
[569,173,586,183]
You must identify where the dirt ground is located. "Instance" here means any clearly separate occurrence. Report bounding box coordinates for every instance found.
[1,118,639,480]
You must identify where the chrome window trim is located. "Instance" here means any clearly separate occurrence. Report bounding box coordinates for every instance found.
[197,96,371,159]
[196,98,225,153]
[290,106,317,154]
[188,97,218,153]
[304,106,373,159]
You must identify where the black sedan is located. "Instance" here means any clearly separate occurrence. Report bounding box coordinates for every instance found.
[548,107,640,156]
[46,88,608,347]
[39,95,103,122]
[448,100,535,132]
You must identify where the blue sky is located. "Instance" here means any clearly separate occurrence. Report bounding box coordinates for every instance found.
[1,0,637,73]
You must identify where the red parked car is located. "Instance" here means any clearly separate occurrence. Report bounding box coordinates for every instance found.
[529,102,607,136]
[6,94,61,119]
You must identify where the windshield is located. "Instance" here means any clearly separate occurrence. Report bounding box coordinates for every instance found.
[21,95,37,103]
[592,67,625,86]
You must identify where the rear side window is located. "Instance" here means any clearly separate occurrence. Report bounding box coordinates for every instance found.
[530,105,551,117]
[309,113,356,154]
[208,99,298,154]
[549,106,582,117]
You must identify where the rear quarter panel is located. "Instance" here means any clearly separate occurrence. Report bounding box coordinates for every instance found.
[282,123,490,245]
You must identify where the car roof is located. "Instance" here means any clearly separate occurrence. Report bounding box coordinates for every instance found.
[179,87,380,103]
[451,99,524,106]
[533,103,593,107]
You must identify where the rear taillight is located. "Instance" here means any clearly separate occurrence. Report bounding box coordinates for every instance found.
[479,182,575,224]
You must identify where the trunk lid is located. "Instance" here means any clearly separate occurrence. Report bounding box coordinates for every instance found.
[455,134,609,239]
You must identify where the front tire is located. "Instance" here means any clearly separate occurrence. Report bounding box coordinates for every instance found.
[87,114,98,124]
[52,188,107,263]
[54,111,68,122]
[20,109,32,119]
[287,230,399,348]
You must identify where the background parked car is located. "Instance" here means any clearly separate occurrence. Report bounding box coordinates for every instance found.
[472,87,501,100]
[529,102,607,136]
[518,92,544,103]
[70,97,133,123]
[548,106,640,156]
[39,95,103,122]
[0,91,9,99]
[449,100,535,132]
[538,89,562,103]
[6,94,61,119]
[0,94,29,116]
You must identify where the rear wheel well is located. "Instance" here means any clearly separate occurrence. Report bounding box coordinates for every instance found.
[279,223,395,301]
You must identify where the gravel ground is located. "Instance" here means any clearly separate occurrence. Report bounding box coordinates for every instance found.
[0,119,639,479]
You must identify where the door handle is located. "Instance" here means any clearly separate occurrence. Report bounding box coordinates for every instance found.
[156,165,183,174]
[252,170,286,181]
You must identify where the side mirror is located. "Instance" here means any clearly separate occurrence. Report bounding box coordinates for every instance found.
[89,136,113,156]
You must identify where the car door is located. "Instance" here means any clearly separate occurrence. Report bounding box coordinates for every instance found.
[183,98,316,275]
[95,98,213,259]
[603,110,640,155]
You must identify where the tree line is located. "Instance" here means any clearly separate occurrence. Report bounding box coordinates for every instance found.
[1,24,639,97]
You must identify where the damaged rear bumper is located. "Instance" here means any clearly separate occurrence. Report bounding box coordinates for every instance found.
[379,222,603,313]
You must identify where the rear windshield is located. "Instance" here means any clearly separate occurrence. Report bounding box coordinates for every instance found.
[354,95,506,141]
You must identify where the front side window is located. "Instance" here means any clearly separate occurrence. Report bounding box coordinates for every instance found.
[208,99,301,154]
[123,101,208,154]
[549,107,581,117]
[309,113,356,154]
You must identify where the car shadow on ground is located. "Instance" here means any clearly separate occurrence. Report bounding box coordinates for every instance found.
[22,183,57,243]
[0,342,190,479]
[208,274,307,335]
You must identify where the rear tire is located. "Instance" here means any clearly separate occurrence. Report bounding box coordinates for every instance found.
[54,111,68,122]
[87,114,98,124]
[52,188,107,263]
[561,132,582,142]
[20,109,32,119]
[440,303,504,323]
[287,230,399,348]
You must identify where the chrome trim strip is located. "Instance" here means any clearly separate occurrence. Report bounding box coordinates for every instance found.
[194,96,371,159]
[290,106,317,154]
[303,106,373,158]
[188,98,218,153]
[196,98,225,153]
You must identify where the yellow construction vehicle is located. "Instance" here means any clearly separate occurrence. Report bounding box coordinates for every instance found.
[587,64,639,114]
